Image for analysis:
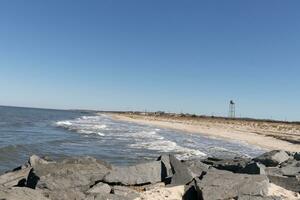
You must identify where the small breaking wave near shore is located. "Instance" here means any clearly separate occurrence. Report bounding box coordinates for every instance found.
[55,115,207,160]
[54,114,265,161]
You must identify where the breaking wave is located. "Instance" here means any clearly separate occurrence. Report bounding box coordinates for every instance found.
[55,115,207,160]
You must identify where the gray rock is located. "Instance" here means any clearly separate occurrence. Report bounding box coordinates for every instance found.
[268,175,300,192]
[33,156,111,191]
[182,159,210,177]
[103,161,162,185]
[0,187,50,200]
[86,193,132,200]
[238,162,266,175]
[28,155,53,168]
[112,186,140,199]
[169,155,194,185]
[196,170,270,200]
[41,188,86,200]
[265,167,284,176]
[238,195,282,200]
[0,167,32,187]
[253,150,290,167]
[87,182,111,194]
[202,157,251,173]
[280,160,300,177]
[157,154,173,178]
[294,152,300,161]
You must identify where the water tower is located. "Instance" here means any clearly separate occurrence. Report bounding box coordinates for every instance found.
[229,100,235,118]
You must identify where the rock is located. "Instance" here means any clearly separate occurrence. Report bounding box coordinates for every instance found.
[202,157,250,173]
[182,159,210,177]
[196,170,270,200]
[294,152,300,161]
[86,193,132,200]
[238,162,266,175]
[157,154,173,178]
[143,182,165,191]
[253,150,290,167]
[280,160,300,177]
[183,179,198,200]
[112,186,140,199]
[103,161,162,185]
[238,195,282,200]
[28,155,53,168]
[0,187,49,200]
[265,167,284,176]
[268,175,300,192]
[87,182,111,194]
[169,155,194,185]
[33,156,111,191]
[0,167,32,187]
[41,188,86,200]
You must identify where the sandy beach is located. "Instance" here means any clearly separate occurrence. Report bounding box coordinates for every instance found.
[108,113,300,152]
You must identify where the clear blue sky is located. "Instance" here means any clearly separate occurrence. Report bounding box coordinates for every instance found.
[0,1,299,121]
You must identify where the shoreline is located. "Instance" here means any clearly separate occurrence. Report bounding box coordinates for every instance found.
[107,113,300,152]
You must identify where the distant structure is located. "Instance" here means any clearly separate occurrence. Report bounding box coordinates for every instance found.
[229,100,235,118]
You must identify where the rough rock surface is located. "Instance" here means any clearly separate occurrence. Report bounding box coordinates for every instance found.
[103,161,162,185]
[202,157,251,173]
[238,162,266,175]
[168,155,195,185]
[87,182,111,194]
[0,187,50,200]
[0,167,32,187]
[196,170,270,200]
[0,150,299,200]
[253,150,290,167]
[34,156,110,191]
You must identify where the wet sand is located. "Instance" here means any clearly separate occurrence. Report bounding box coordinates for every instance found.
[108,113,300,152]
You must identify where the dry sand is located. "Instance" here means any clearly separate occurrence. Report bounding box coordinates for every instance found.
[134,183,299,200]
[108,113,300,152]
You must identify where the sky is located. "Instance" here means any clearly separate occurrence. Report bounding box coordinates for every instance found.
[0,1,299,121]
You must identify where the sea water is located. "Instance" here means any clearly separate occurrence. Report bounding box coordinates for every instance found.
[0,106,265,173]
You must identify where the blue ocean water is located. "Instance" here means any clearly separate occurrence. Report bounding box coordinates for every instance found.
[0,106,265,173]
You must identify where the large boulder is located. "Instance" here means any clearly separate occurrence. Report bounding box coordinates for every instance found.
[202,157,251,173]
[0,167,32,187]
[280,160,300,177]
[28,155,53,168]
[268,175,300,192]
[253,150,290,167]
[237,195,281,200]
[85,193,135,200]
[87,182,111,194]
[196,170,270,200]
[112,185,140,199]
[169,155,194,185]
[182,159,210,177]
[157,154,173,179]
[0,187,49,200]
[32,156,111,191]
[41,188,86,200]
[238,162,266,175]
[103,161,162,185]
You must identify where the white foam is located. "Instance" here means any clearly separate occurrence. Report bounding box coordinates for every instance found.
[55,121,72,126]
[55,116,108,136]
[130,140,206,160]
[97,132,105,136]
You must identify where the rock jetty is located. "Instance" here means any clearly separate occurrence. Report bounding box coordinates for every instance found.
[0,150,299,200]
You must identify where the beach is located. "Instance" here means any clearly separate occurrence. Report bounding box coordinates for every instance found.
[109,113,300,152]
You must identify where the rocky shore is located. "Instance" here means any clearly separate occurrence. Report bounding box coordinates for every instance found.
[0,150,299,200]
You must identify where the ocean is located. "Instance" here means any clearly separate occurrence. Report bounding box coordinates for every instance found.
[0,106,265,173]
